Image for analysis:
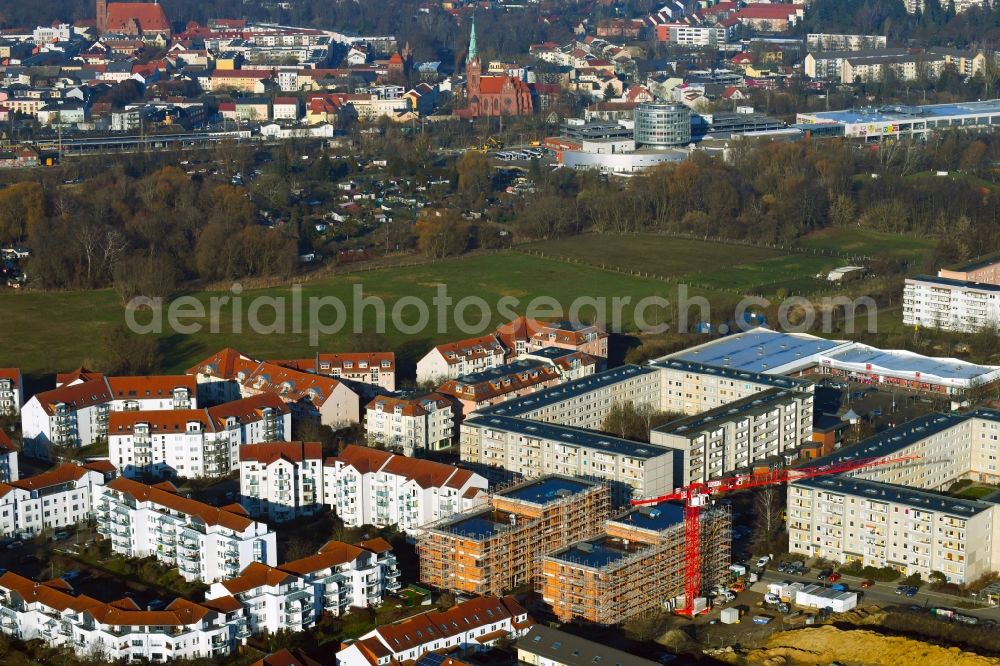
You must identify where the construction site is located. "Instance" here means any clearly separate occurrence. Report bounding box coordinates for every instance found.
[416,475,610,596]
[540,502,732,624]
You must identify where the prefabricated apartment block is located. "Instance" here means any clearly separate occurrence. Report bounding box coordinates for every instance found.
[788,409,1000,583]
[540,502,731,624]
[417,475,610,596]
[650,387,814,487]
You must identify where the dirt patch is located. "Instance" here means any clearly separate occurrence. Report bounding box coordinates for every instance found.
[707,624,1000,666]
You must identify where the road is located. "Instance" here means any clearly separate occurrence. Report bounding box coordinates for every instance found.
[760,569,1000,621]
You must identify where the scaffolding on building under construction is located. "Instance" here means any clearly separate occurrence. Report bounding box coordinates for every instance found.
[539,503,732,625]
[416,475,611,597]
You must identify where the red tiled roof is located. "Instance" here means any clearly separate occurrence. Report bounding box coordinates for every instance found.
[105,2,171,33]
[9,463,91,491]
[33,377,112,415]
[185,348,257,378]
[274,352,395,375]
[239,441,322,464]
[206,393,291,429]
[106,477,256,532]
[328,445,393,474]
[278,540,365,575]
[365,393,450,417]
[0,430,12,452]
[220,561,295,594]
[0,368,20,389]
[733,4,803,19]
[433,334,507,366]
[109,409,210,436]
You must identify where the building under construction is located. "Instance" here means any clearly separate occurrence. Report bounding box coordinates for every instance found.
[540,502,731,624]
[417,475,610,596]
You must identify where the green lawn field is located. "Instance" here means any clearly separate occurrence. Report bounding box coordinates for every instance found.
[793,228,936,263]
[1,252,697,380]
[688,255,843,295]
[521,234,785,279]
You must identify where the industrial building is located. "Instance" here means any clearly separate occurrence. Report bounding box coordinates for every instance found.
[797,99,1000,142]
[540,502,731,624]
[417,476,609,596]
[659,327,1000,397]
[650,387,814,486]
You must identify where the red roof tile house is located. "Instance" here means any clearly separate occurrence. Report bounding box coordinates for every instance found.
[436,360,564,418]
[336,596,533,666]
[365,393,455,455]
[416,335,509,385]
[208,538,400,634]
[273,352,396,393]
[96,476,277,583]
[0,430,17,483]
[322,445,487,534]
[0,461,115,537]
[238,441,323,522]
[731,4,805,32]
[0,571,244,661]
[186,349,363,426]
[108,394,292,480]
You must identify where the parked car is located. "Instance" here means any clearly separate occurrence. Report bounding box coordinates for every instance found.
[905,586,919,597]
[752,615,774,625]
[895,585,908,595]
[831,583,848,592]
[764,593,781,604]
[756,556,771,568]
[818,569,833,580]
[827,573,842,583]
[861,580,875,589]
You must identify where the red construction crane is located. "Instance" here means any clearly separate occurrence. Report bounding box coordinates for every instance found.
[630,454,921,615]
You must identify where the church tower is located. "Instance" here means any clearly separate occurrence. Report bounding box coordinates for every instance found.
[96,0,107,34]
[465,19,481,106]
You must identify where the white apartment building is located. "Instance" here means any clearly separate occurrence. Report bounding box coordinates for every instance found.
[658,23,727,46]
[788,476,1000,584]
[364,393,455,455]
[787,409,1000,583]
[21,377,113,455]
[323,445,487,534]
[652,359,812,416]
[416,334,509,384]
[185,350,361,426]
[0,368,22,415]
[272,352,396,393]
[336,595,533,666]
[209,537,400,634]
[109,394,292,480]
[0,431,17,483]
[0,572,244,663]
[96,477,277,584]
[106,376,197,411]
[22,373,199,456]
[903,275,1000,333]
[0,462,115,537]
[806,33,888,51]
[650,388,814,487]
[238,441,323,522]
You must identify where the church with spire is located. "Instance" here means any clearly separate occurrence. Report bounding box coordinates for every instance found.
[460,19,533,118]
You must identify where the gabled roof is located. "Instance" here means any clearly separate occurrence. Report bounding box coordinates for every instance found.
[0,430,13,452]
[365,393,450,417]
[206,393,291,429]
[185,347,258,379]
[220,561,296,595]
[0,571,103,613]
[278,540,365,576]
[9,463,91,491]
[239,441,322,465]
[0,368,20,389]
[432,334,507,366]
[241,362,349,409]
[106,477,256,532]
[328,444,393,474]
[109,409,210,436]
[105,2,171,33]
[32,377,112,415]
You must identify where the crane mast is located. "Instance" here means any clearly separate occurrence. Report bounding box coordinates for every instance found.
[631,454,921,615]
